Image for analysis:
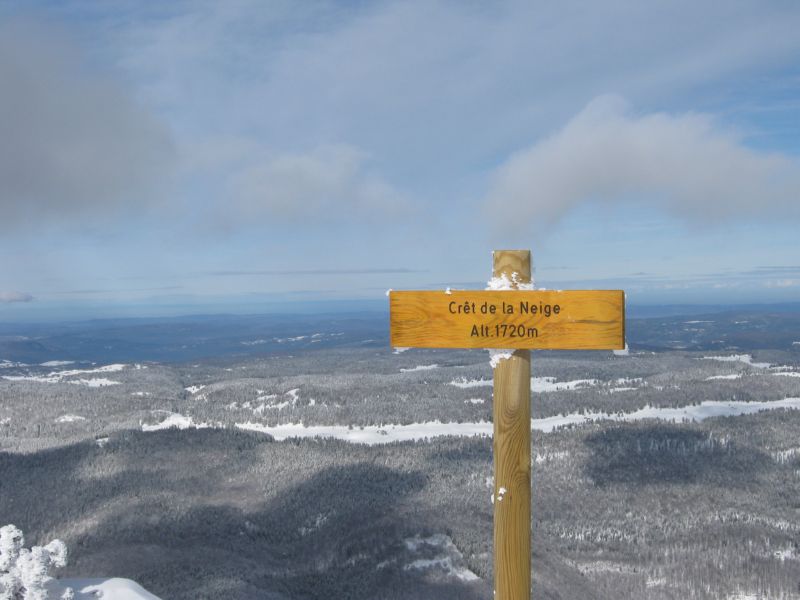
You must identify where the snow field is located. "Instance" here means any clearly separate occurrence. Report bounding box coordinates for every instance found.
[699,354,771,369]
[141,412,210,432]
[229,398,800,444]
[398,534,480,582]
[399,364,439,372]
[56,578,163,600]
[1,363,127,386]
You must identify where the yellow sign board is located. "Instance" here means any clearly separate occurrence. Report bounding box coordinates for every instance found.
[389,290,625,350]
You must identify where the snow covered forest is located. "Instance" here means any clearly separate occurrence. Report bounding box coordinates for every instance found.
[1,308,800,599]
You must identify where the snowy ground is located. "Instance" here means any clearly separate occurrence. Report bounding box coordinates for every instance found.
[231,397,800,444]
[1,363,129,387]
[57,578,162,600]
[59,577,160,600]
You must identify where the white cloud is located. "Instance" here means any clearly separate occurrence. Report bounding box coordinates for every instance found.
[0,292,33,303]
[0,20,175,231]
[78,1,800,231]
[1,2,800,305]
[225,144,407,223]
[766,279,799,288]
[485,95,800,234]
[113,1,800,181]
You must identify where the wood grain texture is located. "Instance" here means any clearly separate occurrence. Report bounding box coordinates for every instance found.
[492,250,531,600]
[389,289,625,349]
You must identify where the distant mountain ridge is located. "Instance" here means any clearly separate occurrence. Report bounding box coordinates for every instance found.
[0,303,798,364]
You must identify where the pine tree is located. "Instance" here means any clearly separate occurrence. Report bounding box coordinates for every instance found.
[0,525,72,600]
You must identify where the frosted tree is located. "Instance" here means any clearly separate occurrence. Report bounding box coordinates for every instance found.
[0,525,73,600]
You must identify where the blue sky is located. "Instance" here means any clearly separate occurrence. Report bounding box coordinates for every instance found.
[1,1,800,321]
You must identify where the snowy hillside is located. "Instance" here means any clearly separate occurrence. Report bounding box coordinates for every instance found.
[57,579,162,600]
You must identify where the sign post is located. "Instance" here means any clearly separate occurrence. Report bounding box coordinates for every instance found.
[389,249,625,600]
[491,250,532,600]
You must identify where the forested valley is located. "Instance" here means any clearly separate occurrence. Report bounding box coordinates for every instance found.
[1,308,799,599]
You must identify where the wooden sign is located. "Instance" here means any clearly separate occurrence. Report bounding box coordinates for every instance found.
[390,289,625,350]
[390,250,627,599]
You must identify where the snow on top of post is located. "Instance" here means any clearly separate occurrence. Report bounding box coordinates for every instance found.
[485,271,534,291]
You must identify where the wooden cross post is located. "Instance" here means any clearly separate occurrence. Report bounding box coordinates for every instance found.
[389,249,625,600]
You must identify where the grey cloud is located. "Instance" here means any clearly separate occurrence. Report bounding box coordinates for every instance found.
[485,96,800,234]
[0,20,175,230]
[749,266,800,275]
[541,270,800,292]
[202,268,422,277]
[0,292,34,303]
[695,267,800,279]
[52,286,183,295]
[424,281,486,289]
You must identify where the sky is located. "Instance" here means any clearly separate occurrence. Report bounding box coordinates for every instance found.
[1,0,800,321]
